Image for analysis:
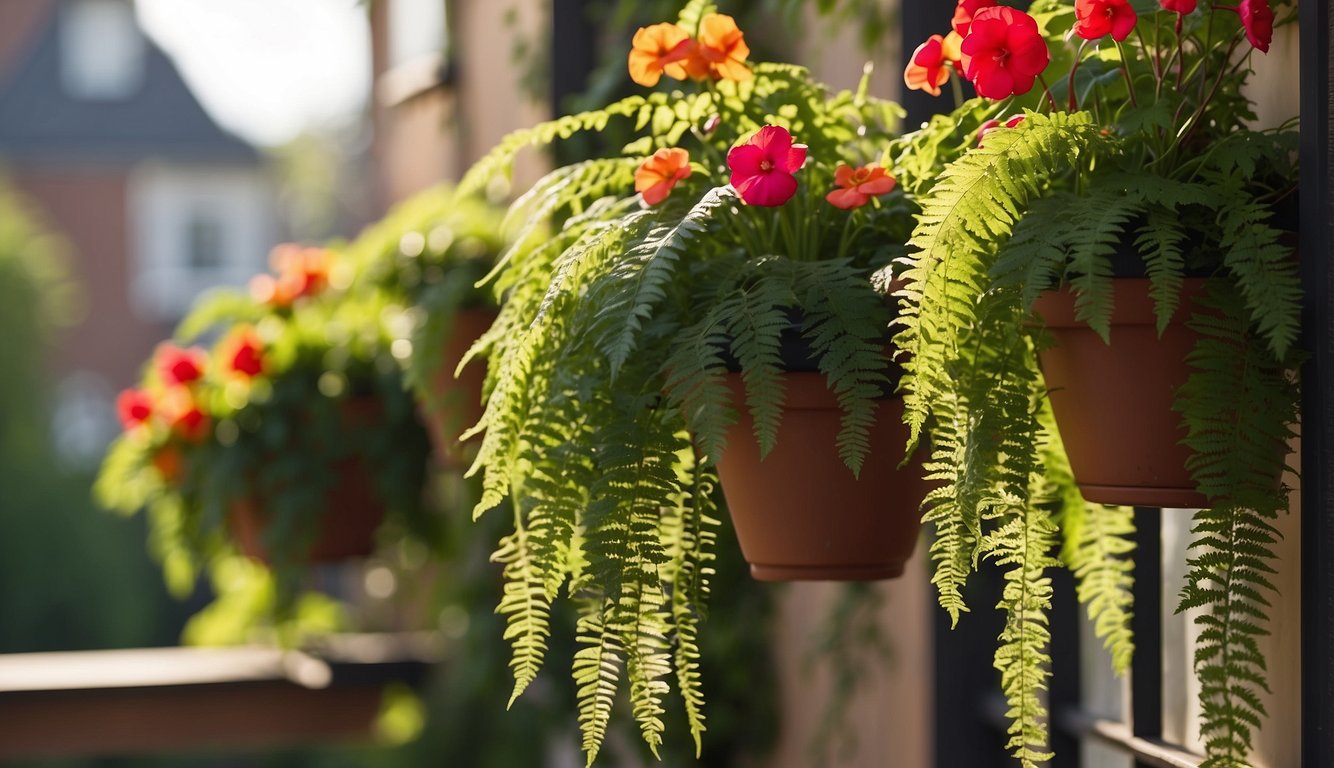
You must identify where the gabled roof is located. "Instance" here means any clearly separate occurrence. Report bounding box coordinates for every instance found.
[0,3,259,166]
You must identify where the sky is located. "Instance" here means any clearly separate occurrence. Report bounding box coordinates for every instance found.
[135,0,371,147]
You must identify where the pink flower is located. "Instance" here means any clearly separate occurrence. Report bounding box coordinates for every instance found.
[960,7,1051,100]
[825,164,896,210]
[1160,0,1196,13]
[1074,0,1138,42]
[727,125,807,207]
[1234,0,1274,53]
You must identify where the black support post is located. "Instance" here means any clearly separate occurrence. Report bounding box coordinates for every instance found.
[550,0,598,117]
[1300,1,1334,766]
[1130,507,1163,768]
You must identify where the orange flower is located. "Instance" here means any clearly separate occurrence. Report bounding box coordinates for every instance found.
[161,388,210,443]
[635,148,692,205]
[695,14,751,82]
[266,244,331,304]
[628,22,694,87]
[152,444,184,484]
[942,30,964,65]
[825,164,897,210]
[904,35,951,97]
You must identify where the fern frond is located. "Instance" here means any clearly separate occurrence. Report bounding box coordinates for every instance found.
[589,186,736,378]
[1135,209,1188,335]
[1175,281,1297,768]
[661,453,719,756]
[1218,202,1300,361]
[492,522,554,705]
[795,260,894,476]
[571,593,623,766]
[891,111,1108,449]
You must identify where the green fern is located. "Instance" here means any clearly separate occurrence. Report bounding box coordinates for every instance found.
[889,111,1109,449]
[1176,282,1296,768]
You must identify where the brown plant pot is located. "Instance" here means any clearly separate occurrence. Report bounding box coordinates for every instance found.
[423,308,495,468]
[229,398,388,564]
[1032,278,1208,508]
[716,372,928,581]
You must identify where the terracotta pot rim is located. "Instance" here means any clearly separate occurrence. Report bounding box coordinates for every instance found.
[1033,277,1210,329]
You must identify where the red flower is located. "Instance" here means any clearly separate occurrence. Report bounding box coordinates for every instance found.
[1160,0,1196,13]
[635,148,692,205]
[627,22,694,87]
[220,325,265,379]
[960,7,1051,100]
[727,125,806,207]
[156,344,206,387]
[952,0,998,38]
[1074,0,1138,42]
[1235,0,1274,53]
[116,388,154,431]
[825,164,896,210]
[904,35,951,97]
[977,114,1026,147]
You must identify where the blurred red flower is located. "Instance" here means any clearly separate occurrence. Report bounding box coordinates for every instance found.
[1074,0,1138,42]
[635,148,692,205]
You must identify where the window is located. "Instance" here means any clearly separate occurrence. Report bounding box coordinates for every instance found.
[59,0,146,101]
[185,214,224,271]
[128,164,274,320]
[388,0,447,69]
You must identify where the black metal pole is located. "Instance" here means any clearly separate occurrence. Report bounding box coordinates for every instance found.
[1300,1,1334,765]
[1131,506,1163,768]
[899,3,955,129]
[550,0,598,117]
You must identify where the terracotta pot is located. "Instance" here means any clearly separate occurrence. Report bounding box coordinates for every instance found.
[230,458,386,563]
[716,372,928,581]
[229,398,388,564]
[1032,278,1208,508]
[422,308,495,468]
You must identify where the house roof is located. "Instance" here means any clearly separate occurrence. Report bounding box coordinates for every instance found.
[0,3,260,167]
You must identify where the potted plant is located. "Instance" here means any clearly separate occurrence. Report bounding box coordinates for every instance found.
[96,244,433,616]
[343,185,512,467]
[898,0,1298,764]
[445,1,984,760]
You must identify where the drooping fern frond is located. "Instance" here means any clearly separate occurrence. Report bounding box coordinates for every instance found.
[987,497,1060,768]
[588,186,737,378]
[795,259,894,476]
[660,451,719,756]
[571,592,624,764]
[889,111,1109,449]
[1135,209,1189,335]
[1175,281,1297,768]
[1217,201,1301,361]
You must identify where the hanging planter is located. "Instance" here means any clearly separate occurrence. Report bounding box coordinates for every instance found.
[1032,277,1208,509]
[228,397,396,564]
[421,307,495,467]
[712,316,927,581]
[229,456,386,563]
